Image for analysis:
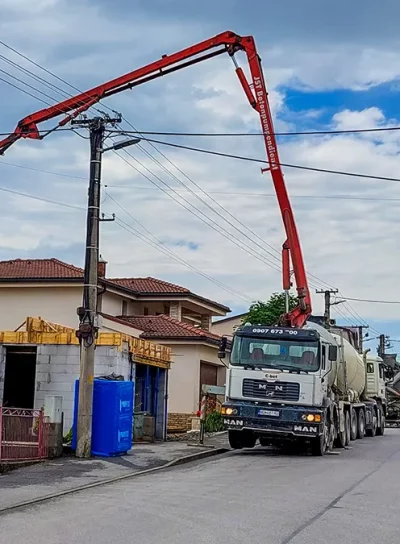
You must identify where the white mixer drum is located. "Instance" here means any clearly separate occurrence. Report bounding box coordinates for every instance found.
[331,332,366,398]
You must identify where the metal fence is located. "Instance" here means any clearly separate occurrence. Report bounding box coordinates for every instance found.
[0,407,50,462]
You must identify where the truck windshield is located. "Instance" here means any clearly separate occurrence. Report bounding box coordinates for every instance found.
[230,336,320,372]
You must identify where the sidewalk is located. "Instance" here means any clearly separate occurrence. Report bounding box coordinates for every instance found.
[0,433,229,512]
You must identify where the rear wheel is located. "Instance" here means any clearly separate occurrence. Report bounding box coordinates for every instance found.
[345,411,351,446]
[376,405,385,436]
[350,408,358,441]
[357,409,365,439]
[366,410,377,437]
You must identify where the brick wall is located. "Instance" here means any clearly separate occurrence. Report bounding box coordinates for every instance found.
[167,412,195,432]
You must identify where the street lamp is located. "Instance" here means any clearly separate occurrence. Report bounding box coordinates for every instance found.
[102,137,141,153]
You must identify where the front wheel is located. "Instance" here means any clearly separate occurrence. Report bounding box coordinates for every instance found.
[228,430,243,449]
[311,421,328,456]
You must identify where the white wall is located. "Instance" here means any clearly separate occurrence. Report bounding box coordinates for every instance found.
[167,343,225,414]
[0,285,82,330]
[34,344,131,432]
[211,316,244,337]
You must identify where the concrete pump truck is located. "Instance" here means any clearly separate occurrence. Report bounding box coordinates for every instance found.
[0,31,386,456]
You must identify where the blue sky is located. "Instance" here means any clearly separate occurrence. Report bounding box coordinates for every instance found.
[0,0,399,352]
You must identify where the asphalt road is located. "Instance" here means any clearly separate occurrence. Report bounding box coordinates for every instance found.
[1,430,400,544]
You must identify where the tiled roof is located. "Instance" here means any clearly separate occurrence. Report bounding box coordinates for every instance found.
[109,277,189,294]
[0,258,230,312]
[0,258,83,279]
[114,314,221,344]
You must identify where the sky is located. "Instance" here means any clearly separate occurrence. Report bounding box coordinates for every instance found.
[0,0,399,353]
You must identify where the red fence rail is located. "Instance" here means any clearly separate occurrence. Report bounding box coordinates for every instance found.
[0,407,50,462]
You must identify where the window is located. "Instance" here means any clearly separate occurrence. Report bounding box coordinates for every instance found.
[231,337,320,372]
[121,300,128,316]
[367,363,374,374]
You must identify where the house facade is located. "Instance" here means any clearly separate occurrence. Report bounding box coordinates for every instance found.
[211,313,247,337]
[0,258,230,431]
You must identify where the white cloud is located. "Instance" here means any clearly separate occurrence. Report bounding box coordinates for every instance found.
[0,1,399,336]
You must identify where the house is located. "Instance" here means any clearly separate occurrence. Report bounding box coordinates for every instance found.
[211,312,247,337]
[0,258,231,431]
[0,317,172,439]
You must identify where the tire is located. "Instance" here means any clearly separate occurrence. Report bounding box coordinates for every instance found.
[311,420,328,456]
[228,430,243,449]
[376,406,385,436]
[357,409,365,439]
[259,436,270,447]
[242,432,256,449]
[350,408,358,441]
[366,410,377,437]
[345,411,351,446]
[335,413,346,448]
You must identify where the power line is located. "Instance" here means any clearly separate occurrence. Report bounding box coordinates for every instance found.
[106,185,400,203]
[109,126,400,137]
[0,74,52,106]
[120,118,285,267]
[131,137,400,184]
[106,193,253,302]
[0,159,87,180]
[0,184,85,210]
[342,296,400,304]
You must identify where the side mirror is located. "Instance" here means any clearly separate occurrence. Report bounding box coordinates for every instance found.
[218,337,227,359]
[328,345,338,361]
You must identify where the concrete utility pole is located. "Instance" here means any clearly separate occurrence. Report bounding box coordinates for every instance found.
[316,289,340,328]
[71,116,140,458]
[72,116,120,458]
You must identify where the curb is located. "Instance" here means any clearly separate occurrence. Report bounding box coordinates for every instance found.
[0,447,229,516]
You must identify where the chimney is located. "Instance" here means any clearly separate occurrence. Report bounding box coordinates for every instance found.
[98,255,107,277]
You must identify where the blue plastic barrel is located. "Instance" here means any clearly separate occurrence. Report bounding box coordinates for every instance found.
[72,379,134,457]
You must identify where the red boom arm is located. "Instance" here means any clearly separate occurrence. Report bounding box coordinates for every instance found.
[0,30,311,326]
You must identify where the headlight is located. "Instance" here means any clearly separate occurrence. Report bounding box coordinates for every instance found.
[302,413,321,422]
[222,407,237,415]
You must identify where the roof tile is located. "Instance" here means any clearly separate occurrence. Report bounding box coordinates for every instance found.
[0,258,83,279]
[109,277,189,294]
[113,314,221,343]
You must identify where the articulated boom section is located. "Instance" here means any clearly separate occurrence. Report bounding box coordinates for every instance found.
[0,30,311,326]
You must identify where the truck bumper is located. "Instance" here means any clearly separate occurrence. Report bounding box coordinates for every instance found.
[222,401,323,438]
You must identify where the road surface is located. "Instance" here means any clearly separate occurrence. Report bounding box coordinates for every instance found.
[1,431,399,544]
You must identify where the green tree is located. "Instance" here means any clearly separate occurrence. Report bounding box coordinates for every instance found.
[242,292,297,326]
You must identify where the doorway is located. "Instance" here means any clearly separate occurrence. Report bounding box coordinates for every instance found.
[3,346,37,409]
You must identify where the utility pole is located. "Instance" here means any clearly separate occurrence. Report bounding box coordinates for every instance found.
[378,334,387,359]
[72,115,121,458]
[316,289,340,328]
[357,325,369,353]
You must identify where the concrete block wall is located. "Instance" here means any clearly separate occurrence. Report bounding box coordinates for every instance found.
[34,344,131,433]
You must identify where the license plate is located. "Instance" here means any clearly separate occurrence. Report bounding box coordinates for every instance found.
[258,409,280,417]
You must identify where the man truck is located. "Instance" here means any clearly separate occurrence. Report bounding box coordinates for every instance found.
[219,321,386,455]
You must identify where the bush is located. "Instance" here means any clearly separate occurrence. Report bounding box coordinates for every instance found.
[204,411,224,433]
[63,427,73,444]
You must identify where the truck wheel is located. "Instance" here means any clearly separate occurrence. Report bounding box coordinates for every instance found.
[345,411,351,446]
[228,431,243,449]
[366,410,377,437]
[242,432,256,449]
[357,410,365,439]
[311,421,328,456]
[376,406,385,436]
[350,408,357,441]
